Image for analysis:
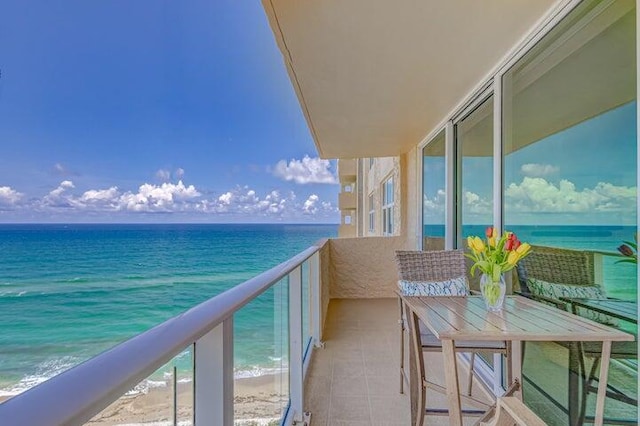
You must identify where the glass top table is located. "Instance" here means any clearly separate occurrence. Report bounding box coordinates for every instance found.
[559,298,637,324]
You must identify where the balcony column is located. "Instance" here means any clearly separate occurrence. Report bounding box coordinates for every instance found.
[289,266,304,422]
[309,252,322,348]
[194,317,234,426]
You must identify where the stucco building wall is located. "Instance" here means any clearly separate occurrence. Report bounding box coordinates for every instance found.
[328,236,410,298]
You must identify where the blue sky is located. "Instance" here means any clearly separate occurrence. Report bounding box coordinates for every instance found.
[0,0,339,223]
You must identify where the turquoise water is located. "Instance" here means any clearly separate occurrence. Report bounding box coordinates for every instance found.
[0,223,336,395]
[2,223,635,396]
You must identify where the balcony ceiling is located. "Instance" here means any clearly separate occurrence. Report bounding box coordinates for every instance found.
[263,0,559,159]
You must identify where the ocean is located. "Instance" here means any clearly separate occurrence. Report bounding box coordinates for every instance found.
[0,223,337,396]
[0,223,636,398]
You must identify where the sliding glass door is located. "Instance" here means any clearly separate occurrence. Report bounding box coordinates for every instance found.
[454,96,494,254]
[502,0,637,423]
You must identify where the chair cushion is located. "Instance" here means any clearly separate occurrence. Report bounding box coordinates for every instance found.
[398,276,469,296]
[526,278,619,326]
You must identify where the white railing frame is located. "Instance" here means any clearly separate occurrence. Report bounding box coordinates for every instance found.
[0,240,328,426]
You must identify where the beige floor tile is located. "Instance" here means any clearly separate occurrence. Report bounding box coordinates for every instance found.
[305,298,498,425]
[332,360,365,378]
[329,395,371,422]
[331,375,368,396]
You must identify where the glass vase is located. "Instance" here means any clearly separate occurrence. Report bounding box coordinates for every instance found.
[480,273,506,312]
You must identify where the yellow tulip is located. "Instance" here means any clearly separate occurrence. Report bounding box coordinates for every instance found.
[467,236,476,252]
[516,243,531,256]
[472,236,485,253]
[492,227,498,239]
[488,236,496,247]
[507,250,519,265]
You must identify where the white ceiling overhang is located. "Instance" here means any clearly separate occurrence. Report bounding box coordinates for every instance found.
[262,0,560,159]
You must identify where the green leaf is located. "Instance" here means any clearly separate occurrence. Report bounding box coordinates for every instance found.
[492,265,502,282]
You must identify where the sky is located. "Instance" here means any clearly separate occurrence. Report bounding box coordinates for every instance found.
[0,0,339,223]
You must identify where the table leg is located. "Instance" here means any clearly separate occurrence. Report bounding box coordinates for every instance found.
[568,341,581,426]
[511,340,522,400]
[441,340,462,426]
[593,340,612,426]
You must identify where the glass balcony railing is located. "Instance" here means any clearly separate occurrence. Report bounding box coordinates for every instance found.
[0,242,326,426]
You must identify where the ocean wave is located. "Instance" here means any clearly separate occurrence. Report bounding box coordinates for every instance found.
[0,290,28,297]
[0,361,289,397]
[0,356,80,396]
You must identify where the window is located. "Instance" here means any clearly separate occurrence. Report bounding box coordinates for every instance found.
[382,176,394,235]
[368,194,375,233]
[369,158,375,169]
[455,96,494,248]
[501,0,636,421]
[422,130,446,250]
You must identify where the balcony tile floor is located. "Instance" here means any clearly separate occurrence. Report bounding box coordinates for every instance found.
[304,298,490,425]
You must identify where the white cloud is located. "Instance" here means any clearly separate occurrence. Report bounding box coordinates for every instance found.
[0,186,23,205]
[120,181,201,212]
[273,156,337,184]
[521,163,559,177]
[303,194,320,215]
[156,168,186,182]
[423,189,446,216]
[43,181,76,207]
[155,169,171,181]
[208,186,291,216]
[505,177,636,213]
[52,163,79,177]
[9,179,339,221]
[50,180,75,197]
[463,190,492,214]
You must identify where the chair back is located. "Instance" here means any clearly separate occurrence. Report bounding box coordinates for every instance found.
[395,249,467,282]
[516,244,596,291]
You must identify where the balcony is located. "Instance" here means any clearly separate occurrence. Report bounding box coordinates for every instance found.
[338,191,356,211]
[338,224,356,238]
[337,159,357,182]
[0,237,636,425]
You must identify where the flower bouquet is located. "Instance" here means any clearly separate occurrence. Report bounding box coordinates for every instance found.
[466,227,532,311]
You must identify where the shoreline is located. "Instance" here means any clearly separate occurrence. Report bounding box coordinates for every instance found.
[1,373,287,426]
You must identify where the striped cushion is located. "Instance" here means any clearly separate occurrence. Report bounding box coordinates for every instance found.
[527,278,618,326]
[398,276,469,296]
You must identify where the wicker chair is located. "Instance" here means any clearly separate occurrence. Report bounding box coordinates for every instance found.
[395,249,510,423]
[516,244,597,303]
[516,244,638,425]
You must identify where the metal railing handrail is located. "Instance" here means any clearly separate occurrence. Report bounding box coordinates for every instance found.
[0,240,327,426]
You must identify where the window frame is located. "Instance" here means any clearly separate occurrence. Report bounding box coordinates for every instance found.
[382,175,395,236]
[368,193,375,233]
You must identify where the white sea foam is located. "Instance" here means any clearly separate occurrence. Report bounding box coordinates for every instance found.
[0,290,27,297]
[1,358,290,397]
[0,356,80,396]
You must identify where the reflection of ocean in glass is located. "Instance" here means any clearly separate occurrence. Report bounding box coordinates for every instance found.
[424,224,638,301]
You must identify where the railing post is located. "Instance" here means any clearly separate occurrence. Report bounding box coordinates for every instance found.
[309,252,322,347]
[194,317,234,426]
[289,266,304,423]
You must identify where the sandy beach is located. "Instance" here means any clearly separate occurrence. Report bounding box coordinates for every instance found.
[1,373,288,426]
